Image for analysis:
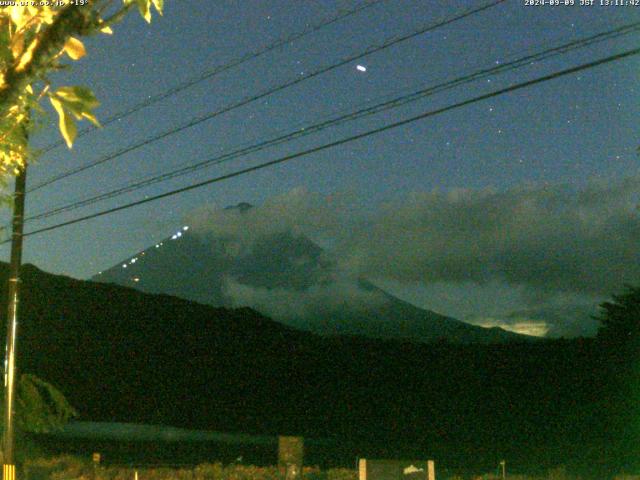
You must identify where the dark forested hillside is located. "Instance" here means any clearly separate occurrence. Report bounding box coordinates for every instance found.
[92,223,528,345]
[0,263,631,476]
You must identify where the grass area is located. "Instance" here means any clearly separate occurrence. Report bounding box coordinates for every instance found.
[21,456,640,480]
[24,456,357,480]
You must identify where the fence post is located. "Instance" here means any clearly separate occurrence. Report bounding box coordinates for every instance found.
[278,436,304,480]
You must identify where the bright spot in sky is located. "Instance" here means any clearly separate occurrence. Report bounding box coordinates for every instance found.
[155,244,160,248]
[171,235,177,240]
[122,264,127,268]
[183,226,189,231]
[356,65,366,72]
[133,277,140,283]
[177,231,182,237]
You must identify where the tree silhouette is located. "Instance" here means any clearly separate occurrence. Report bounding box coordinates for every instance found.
[0,374,75,463]
[594,285,640,473]
[595,284,640,352]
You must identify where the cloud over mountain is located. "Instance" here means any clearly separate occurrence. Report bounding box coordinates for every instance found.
[185,176,639,337]
[224,276,387,321]
[338,176,640,295]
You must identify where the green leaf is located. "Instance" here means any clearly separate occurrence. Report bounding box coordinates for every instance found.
[50,97,77,148]
[80,111,101,128]
[137,0,152,22]
[62,36,86,60]
[55,86,99,110]
[152,0,164,15]
[50,86,101,134]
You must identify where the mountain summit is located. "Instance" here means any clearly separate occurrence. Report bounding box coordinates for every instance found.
[93,206,529,344]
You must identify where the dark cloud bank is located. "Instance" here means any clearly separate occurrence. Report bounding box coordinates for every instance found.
[187,177,639,338]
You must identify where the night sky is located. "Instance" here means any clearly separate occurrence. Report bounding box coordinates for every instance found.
[1,0,638,337]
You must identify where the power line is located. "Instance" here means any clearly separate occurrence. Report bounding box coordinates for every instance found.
[28,0,506,193]
[8,46,639,243]
[37,0,386,155]
[26,21,640,221]
[22,21,640,224]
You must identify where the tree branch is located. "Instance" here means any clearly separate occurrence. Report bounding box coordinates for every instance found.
[0,3,108,118]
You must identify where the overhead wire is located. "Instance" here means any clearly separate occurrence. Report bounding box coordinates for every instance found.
[6,46,638,243]
[28,0,507,193]
[36,0,387,155]
[21,20,640,224]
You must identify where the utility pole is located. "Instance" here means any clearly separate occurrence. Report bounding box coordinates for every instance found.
[2,154,27,480]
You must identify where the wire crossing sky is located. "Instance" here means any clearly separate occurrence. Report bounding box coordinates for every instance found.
[7,45,639,243]
[18,20,640,226]
[36,0,387,155]
[29,0,506,192]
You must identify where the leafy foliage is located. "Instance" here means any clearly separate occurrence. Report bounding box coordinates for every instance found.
[49,85,100,148]
[0,0,162,190]
[14,373,76,433]
[0,374,76,434]
[595,284,640,350]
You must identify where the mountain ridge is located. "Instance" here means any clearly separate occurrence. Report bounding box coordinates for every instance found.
[93,214,531,344]
[0,261,609,473]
